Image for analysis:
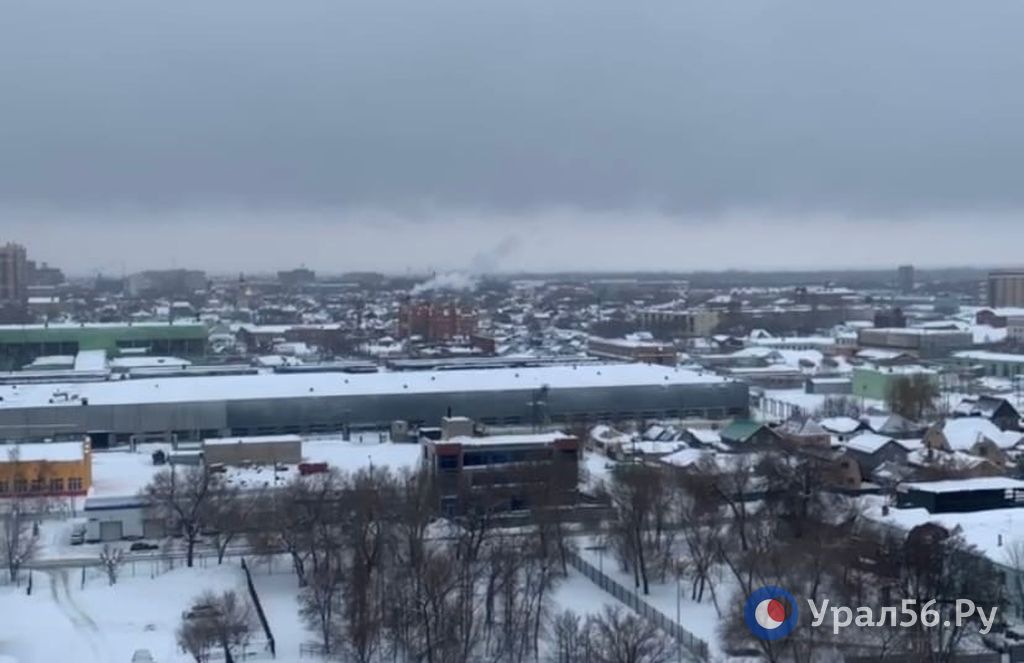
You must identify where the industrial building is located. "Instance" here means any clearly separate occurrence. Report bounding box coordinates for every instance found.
[856,327,973,358]
[0,439,92,497]
[0,321,208,370]
[423,418,581,514]
[952,350,1024,379]
[0,363,748,447]
[851,365,939,401]
[203,434,303,466]
[586,335,676,365]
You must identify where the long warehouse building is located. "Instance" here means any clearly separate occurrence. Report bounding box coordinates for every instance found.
[0,363,748,447]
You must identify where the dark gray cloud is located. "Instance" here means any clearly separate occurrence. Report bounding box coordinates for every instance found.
[2,0,1024,216]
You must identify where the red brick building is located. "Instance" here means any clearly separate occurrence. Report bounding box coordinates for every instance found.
[397,301,477,341]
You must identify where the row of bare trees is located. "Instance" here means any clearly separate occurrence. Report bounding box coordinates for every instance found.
[143,459,667,662]
[597,452,1006,663]
[251,466,573,663]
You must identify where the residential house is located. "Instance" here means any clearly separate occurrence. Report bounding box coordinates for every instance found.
[923,417,1023,465]
[844,432,911,477]
[863,413,927,440]
[777,419,832,449]
[719,420,782,449]
[681,427,728,451]
[952,395,1021,431]
[819,416,866,442]
[794,446,863,492]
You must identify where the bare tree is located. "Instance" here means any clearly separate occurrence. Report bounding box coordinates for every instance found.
[1003,537,1024,621]
[896,524,1004,662]
[886,374,939,422]
[674,472,724,603]
[145,465,224,567]
[0,500,38,583]
[547,610,593,663]
[587,606,673,663]
[300,564,344,655]
[817,395,862,419]
[177,590,255,663]
[207,481,253,564]
[605,463,672,595]
[99,544,125,585]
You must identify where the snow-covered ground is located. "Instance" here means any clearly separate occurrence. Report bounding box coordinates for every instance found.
[0,558,302,663]
[0,554,641,663]
[577,542,733,659]
[89,436,425,500]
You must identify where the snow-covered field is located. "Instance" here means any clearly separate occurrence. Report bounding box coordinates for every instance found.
[577,544,732,659]
[0,556,641,663]
[0,558,302,663]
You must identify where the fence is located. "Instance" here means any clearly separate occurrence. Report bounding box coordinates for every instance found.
[241,557,276,658]
[566,550,709,661]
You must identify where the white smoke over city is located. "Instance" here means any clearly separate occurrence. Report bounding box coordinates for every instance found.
[411,271,479,295]
[410,234,523,294]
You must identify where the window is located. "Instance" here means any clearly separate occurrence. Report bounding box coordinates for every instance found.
[68,477,84,492]
[14,479,27,493]
[31,479,46,492]
[437,455,458,471]
[0,480,8,494]
[49,478,65,493]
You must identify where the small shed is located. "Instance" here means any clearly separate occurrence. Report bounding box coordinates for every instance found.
[896,477,1024,513]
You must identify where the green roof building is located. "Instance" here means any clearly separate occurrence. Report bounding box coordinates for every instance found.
[0,322,208,370]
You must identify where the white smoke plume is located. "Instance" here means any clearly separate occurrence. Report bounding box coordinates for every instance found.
[411,234,522,294]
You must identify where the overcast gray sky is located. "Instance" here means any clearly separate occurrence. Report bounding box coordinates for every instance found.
[2,0,1023,274]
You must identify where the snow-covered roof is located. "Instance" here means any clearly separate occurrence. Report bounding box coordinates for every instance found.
[952,395,1013,418]
[899,477,1024,494]
[73,349,108,372]
[820,416,862,434]
[2,441,86,463]
[109,356,192,369]
[660,448,710,469]
[953,350,1024,364]
[845,432,899,455]
[0,363,731,409]
[203,434,303,447]
[939,417,1022,451]
[443,432,569,447]
[0,320,204,330]
[686,428,722,445]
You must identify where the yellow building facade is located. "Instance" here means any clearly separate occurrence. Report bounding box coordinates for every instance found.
[0,440,92,497]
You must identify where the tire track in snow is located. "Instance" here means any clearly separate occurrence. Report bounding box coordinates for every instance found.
[46,569,109,661]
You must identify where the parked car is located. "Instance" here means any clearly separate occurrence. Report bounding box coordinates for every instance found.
[69,524,86,545]
[131,649,155,662]
[129,541,159,552]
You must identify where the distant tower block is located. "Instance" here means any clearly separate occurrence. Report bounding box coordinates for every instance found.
[897,265,914,294]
